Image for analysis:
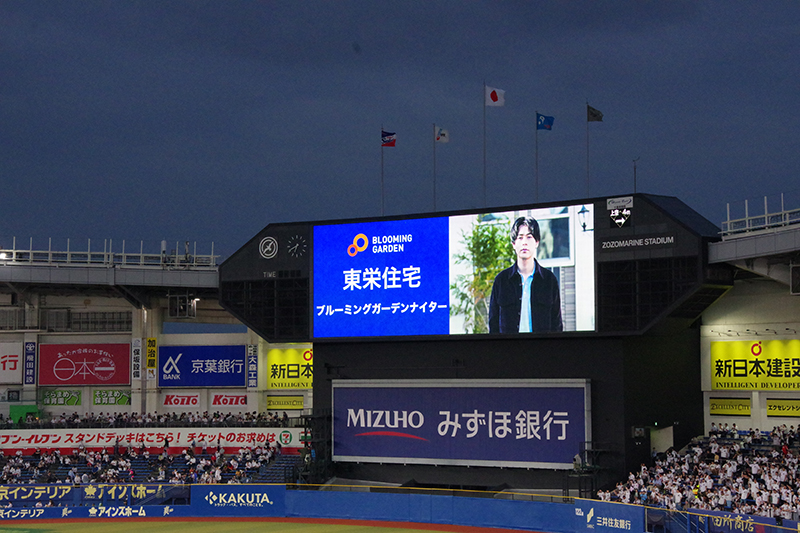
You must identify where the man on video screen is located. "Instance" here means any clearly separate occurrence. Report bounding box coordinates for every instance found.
[488,216,563,334]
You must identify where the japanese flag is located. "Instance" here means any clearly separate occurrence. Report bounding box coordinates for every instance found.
[485,86,505,106]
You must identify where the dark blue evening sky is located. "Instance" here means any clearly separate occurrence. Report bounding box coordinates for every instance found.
[2,1,799,259]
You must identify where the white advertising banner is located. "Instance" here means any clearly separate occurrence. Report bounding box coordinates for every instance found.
[0,427,309,450]
[0,343,23,385]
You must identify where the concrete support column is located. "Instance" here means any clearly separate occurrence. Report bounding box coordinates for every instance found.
[131,306,164,415]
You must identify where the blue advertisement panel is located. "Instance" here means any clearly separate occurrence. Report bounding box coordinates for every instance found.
[0,505,197,520]
[574,499,645,533]
[23,341,35,385]
[687,508,796,533]
[191,484,285,517]
[313,204,596,339]
[314,217,451,338]
[158,345,246,388]
[332,379,589,468]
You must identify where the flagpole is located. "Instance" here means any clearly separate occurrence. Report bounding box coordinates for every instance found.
[482,81,487,208]
[585,103,590,198]
[432,123,437,211]
[535,111,539,204]
[381,124,385,216]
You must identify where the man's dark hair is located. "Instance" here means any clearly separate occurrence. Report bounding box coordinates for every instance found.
[510,216,540,242]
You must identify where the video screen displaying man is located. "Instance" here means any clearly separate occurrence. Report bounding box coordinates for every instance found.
[488,216,563,333]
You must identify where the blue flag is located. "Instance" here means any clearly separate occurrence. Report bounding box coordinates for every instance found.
[537,113,554,130]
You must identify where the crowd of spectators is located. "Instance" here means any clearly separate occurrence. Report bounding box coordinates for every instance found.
[0,410,293,429]
[159,443,280,484]
[597,424,800,520]
[0,439,283,485]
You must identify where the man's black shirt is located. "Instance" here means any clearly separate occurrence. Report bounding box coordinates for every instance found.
[488,261,563,333]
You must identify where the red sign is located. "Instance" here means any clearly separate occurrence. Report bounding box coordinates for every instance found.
[212,394,247,406]
[39,344,131,386]
[163,394,199,406]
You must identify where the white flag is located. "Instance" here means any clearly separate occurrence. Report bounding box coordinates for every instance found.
[435,127,449,143]
[485,86,505,106]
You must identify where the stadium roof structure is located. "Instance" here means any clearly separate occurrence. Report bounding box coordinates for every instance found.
[0,239,219,309]
[709,198,800,292]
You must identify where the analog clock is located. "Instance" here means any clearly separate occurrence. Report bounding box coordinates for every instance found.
[287,235,307,258]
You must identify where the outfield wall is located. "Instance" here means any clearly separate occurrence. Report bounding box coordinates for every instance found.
[0,484,792,533]
[0,484,577,532]
[286,490,575,532]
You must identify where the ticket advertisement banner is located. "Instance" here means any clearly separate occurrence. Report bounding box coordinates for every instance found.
[332,379,589,469]
[0,427,307,450]
[711,340,800,391]
[0,343,22,384]
[38,344,131,386]
[266,347,313,390]
[158,345,246,388]
[709,397,750,416]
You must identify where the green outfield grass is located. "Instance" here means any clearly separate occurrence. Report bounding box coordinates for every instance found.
[0,519,476,533]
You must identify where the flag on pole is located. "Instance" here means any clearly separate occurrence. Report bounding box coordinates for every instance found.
[381,130,396,146]
[485,86,505,106]
[537,113,555,130]
[587,105,603,122]
[435,127,449,143]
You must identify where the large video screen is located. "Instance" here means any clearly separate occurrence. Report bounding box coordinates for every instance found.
[313,203,595,339]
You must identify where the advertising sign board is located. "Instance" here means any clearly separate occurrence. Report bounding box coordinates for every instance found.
[131,338,142,381]
[267,395,304,410]
[574,499,644,533]
[266,347,313,390]
[146,337,157,381]
[332,379,590,469]
[711,340,800,391]
[766,398,800,417]
[23,342,35,385]
[0,343,22,384]
[158,345,246,388]
[41,390,81,406]
[39,344,131,386]
[709,397,750,416]
[246,344,258,389]
[94,390,131,406]
[191,485,285,517]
